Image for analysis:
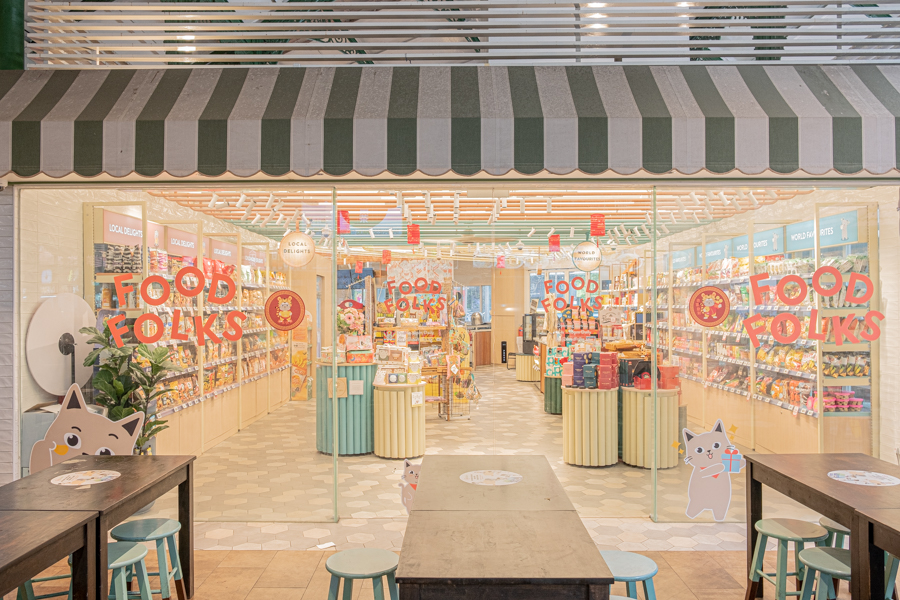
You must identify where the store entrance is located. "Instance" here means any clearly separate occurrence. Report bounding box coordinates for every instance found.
[23,184,885,530]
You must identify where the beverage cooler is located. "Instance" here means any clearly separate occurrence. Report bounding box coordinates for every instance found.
[522,313,545,356]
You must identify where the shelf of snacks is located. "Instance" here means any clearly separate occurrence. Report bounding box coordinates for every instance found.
[657,211,878,455]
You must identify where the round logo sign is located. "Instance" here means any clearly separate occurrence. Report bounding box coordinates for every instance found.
[572,241,602,272]
[459,470,523,486]
[265,290,306,331]
[278,232,316,268]
[688,286,730,327]
[51,470,121,486]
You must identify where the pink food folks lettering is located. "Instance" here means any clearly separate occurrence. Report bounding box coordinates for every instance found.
[540,277,603,312]
[741,268,884,347]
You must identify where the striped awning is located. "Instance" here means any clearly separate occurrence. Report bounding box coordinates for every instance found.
[1,65,899,180]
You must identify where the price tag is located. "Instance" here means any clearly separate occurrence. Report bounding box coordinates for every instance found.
[793,405,800,417]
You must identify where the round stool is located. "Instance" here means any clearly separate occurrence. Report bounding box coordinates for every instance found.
[108,542,153,600]
[818,517,850,549]
[747,518,829,600]
[798,547,850,600]
[599,550,658,600]
[326,548,399,600]
[111,519,184,600]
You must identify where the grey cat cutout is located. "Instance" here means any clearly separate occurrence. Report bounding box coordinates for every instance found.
[683,419,746,522]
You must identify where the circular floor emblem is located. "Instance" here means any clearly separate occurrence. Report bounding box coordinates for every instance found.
[51,470,121,486]
[460,470,523,486]
[827,470,900,486]
[688,286,730,327]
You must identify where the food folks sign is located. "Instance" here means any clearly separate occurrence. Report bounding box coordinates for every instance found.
[107,269,246,348]
[718,268,882,347]
[539,277,606,312]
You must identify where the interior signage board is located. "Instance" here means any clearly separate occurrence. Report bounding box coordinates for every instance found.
[786,211,859,251]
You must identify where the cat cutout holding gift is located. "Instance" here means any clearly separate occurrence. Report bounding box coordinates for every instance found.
[683,420,745,522]
[398,459,420,513]
[30,383,144,474]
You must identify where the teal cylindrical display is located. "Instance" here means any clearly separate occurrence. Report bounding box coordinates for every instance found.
[316,362,377,455]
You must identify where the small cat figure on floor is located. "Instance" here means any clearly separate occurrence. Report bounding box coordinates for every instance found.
[401,459,420,489]
[398,459,421,513]
[683,419,745,522]
[30,383,144,474]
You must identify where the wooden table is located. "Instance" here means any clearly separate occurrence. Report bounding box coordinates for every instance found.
[745,453,900,600]
[0,455,195,600]
[855,508,900,600]
[397,455,613,599]
[0,510,97,600]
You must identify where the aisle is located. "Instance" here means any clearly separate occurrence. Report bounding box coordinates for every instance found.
[147,365,810,525]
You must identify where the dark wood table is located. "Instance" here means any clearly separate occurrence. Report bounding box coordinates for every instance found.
[397,455,613,600]
[855,508,900,600]
[0,510,97,600]
[0,455,195,600]
[745,453,900,600]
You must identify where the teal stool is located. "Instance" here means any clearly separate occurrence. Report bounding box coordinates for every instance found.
[108,542,153,600]
[818,517,850,550]
[326,548,399,600]
[599,551,658,600]
[747,518,829,600]
[111,519,185,600]
[17,573,72,600]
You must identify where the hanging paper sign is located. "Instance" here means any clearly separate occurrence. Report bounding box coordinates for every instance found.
[549,234,560,252]
[590,214,606,237]
[572,241,602,271]
[265,290,307,331]
[688,286,731,327]
[407,224,420,245]
[355,261,363,274]
[338,210,351,234]
[382,249,392,264]
[496,255,506,269]
[278,231,316,268]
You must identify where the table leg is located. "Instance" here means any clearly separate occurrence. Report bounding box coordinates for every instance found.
[96,515,109,600]
[71,517,97,600]
[178,462,194,599]
[745,462,763,600]
[854,514,883,600]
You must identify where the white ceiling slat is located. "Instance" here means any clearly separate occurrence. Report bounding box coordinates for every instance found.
[25,0,900,67]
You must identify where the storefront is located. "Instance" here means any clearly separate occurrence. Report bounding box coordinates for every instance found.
[2,65,899,526]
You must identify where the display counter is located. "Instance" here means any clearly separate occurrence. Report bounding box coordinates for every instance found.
[516,354,540,382]
[621,387,680,469]
[562,386,619,467]
[315,362,377,455]
[374,383,426,459]
[544,376,562,414]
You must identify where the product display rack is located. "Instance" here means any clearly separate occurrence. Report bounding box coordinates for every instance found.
[82,204,292,457]
[653,206,878,455]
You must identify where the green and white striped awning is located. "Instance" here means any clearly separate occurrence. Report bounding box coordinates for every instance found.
[1,65,899,180]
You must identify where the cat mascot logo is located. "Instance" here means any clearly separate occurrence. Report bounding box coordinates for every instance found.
[683,419,745,522]
[30,384,144,474]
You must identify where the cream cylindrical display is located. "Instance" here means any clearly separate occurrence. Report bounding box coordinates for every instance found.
[562,387,619,467]
[622,387,680,469]
[516,355,540,382]
[374,383,426,459]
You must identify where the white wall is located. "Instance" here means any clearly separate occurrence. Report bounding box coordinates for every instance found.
[652,186,899,460]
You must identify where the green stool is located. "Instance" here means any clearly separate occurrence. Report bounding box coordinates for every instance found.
[747,518,829,600]
[108,542,153,600]
[17,573,72,600]
[600,551,658,600]
[326,548,399,600]
[111,519,185,600]
[818,517,850,550]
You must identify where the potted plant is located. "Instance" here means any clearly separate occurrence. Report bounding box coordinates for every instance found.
[80,324,181,455]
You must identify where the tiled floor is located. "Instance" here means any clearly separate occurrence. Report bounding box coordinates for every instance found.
[15,548,840,600]
[135,364,818,553]
[147,365,811,523]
